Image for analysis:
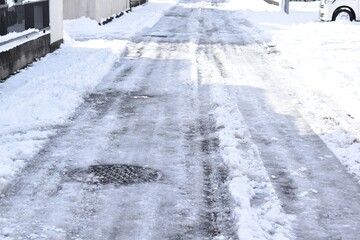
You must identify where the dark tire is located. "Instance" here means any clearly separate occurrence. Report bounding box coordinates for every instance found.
[333,9,355,21]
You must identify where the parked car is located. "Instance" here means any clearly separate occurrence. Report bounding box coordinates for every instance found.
[319,0,359,21]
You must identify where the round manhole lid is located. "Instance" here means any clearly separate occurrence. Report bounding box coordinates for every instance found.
[69,164,162,185]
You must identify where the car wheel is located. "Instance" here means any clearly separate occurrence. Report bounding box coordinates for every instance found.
[333,9,354,21]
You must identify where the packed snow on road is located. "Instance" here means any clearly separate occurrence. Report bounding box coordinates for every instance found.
[0,0,360,239]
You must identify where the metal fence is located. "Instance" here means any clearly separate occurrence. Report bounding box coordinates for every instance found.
[130,0,147,7]
[0,0,49,37]
[264,0,319,6]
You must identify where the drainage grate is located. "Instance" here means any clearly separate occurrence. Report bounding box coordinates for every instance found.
[69,164,162,185]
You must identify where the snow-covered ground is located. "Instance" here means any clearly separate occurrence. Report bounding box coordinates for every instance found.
[1,0,360,238]
[216,0,360,185]
[0,0,178,192]
[239,0,360,184]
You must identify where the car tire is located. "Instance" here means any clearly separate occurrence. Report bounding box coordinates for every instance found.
[333,9,355,21]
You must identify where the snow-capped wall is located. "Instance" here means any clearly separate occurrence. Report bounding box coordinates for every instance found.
[63,0,130,23]
[0,0,63,80]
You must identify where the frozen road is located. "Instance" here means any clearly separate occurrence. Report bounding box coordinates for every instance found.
[1,0,360,239]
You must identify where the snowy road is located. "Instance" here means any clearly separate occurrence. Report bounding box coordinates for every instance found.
[219,45,360,239]
[1,0,360,239]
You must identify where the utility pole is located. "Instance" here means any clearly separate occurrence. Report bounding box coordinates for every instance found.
[280,0,289,14]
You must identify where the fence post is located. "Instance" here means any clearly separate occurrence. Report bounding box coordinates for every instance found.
[280,0,289,14]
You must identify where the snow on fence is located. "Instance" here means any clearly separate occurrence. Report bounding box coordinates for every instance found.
[63,0,131,24]
[0,0,49,37]
[0,0,63,80]
[131,0,147,7]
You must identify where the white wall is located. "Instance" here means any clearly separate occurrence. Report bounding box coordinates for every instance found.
[63,0,89,22]
[63,0,130,23]
[50,0,63,44]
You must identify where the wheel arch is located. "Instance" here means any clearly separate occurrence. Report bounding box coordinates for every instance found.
[332,6,356,21]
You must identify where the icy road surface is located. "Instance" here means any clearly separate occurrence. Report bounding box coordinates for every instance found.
[1,0,360,239]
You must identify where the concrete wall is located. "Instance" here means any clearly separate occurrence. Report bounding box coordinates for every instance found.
[0,0,63,80]
[63,0,130,23]
[0,34,51,80]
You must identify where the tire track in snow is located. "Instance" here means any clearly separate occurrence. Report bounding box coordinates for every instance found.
[195,42,293,239]
[223,43,360,239]
[0,47,147,239]
[191,1,293,237]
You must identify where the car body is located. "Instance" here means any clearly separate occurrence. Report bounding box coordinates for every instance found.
[320,0,359,21]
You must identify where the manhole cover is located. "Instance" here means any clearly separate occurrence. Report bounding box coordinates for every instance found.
[69,164,162,185]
